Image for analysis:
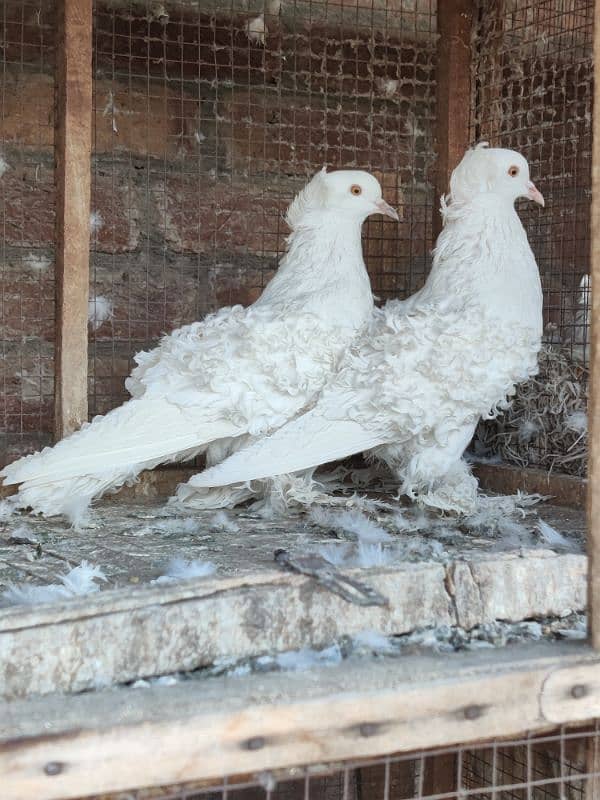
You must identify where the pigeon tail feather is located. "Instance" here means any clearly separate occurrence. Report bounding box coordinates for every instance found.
[2,395,240,519]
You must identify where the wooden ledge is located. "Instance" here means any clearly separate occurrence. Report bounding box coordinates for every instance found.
[1,642,599,800]
[0,549,587,699]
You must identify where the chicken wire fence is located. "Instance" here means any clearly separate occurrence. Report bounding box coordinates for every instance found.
[0,0,592,477]
[470,0,592,476]
[79,724,600,800]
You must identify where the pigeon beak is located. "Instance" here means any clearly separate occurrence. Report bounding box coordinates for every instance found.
[374,198,400,220]
[526,181,545,207]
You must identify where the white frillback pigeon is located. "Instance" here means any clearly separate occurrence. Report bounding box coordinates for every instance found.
[190,145,545,513]
[2,169,398,522]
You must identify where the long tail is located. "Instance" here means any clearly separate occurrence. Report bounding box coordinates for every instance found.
[189,411,387,489]
[2,395,240,520]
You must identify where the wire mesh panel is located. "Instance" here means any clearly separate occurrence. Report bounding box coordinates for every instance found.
[87,0,437,419]
[0,0,55,467]
[77,723,600,800]
[470,0,592,475]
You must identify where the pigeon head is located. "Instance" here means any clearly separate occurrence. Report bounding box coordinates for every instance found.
[450,143,545,208]
[285,167,399,230]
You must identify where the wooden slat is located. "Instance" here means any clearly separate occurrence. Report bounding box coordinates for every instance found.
[433,0,474,239]
[0,643,598,800]
[422,753,457,800]
[588,0,600,649]
[54,0,93,440]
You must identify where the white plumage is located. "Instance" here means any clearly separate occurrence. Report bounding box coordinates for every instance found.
[192,145,545,513]
[3,168,398,521]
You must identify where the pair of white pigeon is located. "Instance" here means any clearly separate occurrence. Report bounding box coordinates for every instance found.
[2,144,545,524]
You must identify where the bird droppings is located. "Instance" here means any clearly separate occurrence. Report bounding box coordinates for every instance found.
[0,154,9,177]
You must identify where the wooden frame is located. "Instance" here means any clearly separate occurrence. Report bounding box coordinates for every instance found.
[1,1,599,797]
[54,0,93,440]
[588,0,600,649]
[2,642,600,800]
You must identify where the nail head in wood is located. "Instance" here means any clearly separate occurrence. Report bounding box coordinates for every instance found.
[243,736,266,751]
[359,722,380,737]
[44,761,65,776]
[463,704,485,720]
[570,684,588,699]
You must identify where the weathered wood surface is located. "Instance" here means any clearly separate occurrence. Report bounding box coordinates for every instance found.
[54,0,93,439]
[588,0,600,649]
[433,0,473,239]
[0,499,587,699]
[0,498,587,700]
[0,642,598,800]
[475,463,587,508]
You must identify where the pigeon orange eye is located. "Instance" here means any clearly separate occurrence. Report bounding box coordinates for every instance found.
[350,184,362,196]
[508,165,520,177]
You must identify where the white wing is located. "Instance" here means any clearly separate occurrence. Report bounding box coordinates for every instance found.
[188,404,389,488]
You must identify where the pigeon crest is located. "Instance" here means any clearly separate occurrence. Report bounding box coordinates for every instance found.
[285,167,329,230]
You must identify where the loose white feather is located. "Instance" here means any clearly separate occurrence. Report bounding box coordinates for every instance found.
[152,557,216,585]
[3,561,106,605]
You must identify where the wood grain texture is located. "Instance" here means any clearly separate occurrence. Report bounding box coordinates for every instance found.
[54,0,93,439]
[0,548,587,700]
[0,643,598,800]
[434,0,474,238]
[588,0,600,649]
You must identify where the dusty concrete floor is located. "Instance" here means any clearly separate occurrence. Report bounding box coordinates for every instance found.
[0,493,586,594]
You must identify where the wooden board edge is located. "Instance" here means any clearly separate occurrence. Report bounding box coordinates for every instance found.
[0,644,598,800]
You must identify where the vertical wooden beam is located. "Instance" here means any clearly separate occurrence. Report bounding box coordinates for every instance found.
[422,753,457,800]
[54,0,93,440]
[585,728,600,800]
[434,0,474,240]
[589,0,600,650]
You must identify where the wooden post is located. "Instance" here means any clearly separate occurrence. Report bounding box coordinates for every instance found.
[434,0,474,240]
[589,0,600,650]
[423,753,457,800]
[54,0,93,440]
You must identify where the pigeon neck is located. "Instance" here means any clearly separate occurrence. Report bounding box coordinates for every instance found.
[283,214,367,283]
[426,197,543,333]
[254,214,372,325]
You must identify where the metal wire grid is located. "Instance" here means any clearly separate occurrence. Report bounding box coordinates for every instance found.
[0,0,55,467]
[80,724,599,800]
[87,0,437,419]
[470,0,593,364]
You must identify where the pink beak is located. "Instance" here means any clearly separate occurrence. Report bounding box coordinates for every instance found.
[374,198,400,220]
[526,181,545,207]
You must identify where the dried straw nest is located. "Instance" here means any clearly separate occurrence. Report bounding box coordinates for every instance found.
[474,345,588,477]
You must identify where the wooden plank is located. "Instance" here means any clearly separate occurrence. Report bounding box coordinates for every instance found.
[0,548,587,700]
[422,753,457,799]
[586,725,600,800]
[433,0,474,239]
[54,0,93,440]
[474,463,587,508]
[589,0,600,650]
[0,643,598,800]
[1,461,585,506]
